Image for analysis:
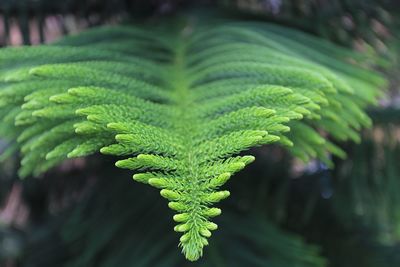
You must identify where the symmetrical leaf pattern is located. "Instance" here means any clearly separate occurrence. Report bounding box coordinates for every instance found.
[0,18,384,260]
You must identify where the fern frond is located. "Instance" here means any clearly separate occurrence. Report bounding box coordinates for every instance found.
[0,17,384,260]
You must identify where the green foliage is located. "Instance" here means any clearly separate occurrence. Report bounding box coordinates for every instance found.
[0,16,384,260]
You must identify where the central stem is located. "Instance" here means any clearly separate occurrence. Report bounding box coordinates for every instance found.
[168,32,206,260]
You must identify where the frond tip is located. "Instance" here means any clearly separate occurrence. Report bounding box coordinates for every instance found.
[0,16,384,260]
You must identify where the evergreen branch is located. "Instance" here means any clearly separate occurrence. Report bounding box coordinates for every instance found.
[0,18,384,261]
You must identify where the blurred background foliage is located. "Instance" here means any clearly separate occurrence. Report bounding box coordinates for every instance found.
[0,0,400,266]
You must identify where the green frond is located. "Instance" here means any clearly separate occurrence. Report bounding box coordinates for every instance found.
[0,17,384,261]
